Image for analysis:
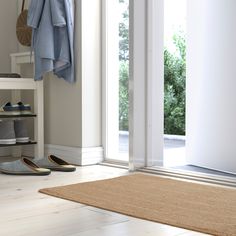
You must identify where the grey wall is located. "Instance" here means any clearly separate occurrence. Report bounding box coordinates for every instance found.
[43,0,102,148]
[0,1,18,103]
[43,73,82,147]
[0,1,18,72]
[0,0,103,161]
[19,0,102,149]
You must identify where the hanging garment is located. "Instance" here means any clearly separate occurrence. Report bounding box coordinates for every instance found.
[27,0,75,83]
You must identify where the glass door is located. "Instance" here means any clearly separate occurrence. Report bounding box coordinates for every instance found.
[102,0,129,163]
[163,0,186,168]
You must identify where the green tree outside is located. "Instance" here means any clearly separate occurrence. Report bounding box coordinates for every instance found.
[164,32,186,135]
[119,0,129,131]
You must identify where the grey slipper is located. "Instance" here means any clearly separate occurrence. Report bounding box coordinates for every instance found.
[36,155,76,172]
[0,158,51,176]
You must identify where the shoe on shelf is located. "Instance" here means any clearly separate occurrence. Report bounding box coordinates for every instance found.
[0,157,51,176]
[17,102,32,115]
[0,102,21,115]
[14,119,30,143]
[0,120,16,145]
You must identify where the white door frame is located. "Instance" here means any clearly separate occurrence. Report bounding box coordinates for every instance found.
[129,0,164,170]
[102,0,120,160]
[102,0,164,168]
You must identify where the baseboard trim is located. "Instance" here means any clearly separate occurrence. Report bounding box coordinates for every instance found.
[44,144,104,166]
[3,144,104,166]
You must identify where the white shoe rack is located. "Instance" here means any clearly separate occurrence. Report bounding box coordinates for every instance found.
[0,52,44,160]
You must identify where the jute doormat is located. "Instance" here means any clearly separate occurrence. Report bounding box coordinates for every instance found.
[39,174,236,236]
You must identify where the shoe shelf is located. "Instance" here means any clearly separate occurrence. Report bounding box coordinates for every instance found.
[0,52,44,160]
[0,114,37,118]
[0,78,38,90]
[0,141,37,148]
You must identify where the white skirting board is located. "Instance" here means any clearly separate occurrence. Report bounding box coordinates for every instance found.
[44,145,104,166]
[0,145,104,166]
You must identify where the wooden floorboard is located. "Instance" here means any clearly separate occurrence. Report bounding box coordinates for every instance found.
[0,165,209,236]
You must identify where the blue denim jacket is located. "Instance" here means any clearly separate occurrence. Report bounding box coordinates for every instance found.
[27,0,74,83]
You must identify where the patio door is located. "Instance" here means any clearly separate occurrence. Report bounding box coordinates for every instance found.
[129,0,236,176]
[186,0,236,174]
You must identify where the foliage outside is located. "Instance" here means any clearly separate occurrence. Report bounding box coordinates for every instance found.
[119,0,129,131]
[119,0,186,134]
[164,32,186,135]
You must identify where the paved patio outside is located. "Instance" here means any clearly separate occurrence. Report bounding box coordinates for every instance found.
[118,131,186,166]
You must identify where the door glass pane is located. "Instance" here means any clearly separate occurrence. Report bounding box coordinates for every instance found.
[118,0,129,162]
[105,0,129,162]
[163,0,186,167]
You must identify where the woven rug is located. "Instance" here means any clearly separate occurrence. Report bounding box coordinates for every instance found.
[39,174,236,236]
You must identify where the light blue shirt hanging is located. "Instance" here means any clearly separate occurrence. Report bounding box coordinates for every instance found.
[27,0,75,83]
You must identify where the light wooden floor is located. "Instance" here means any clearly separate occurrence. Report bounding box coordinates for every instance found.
[0,165,210,236]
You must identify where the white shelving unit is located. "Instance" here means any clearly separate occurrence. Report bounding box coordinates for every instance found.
[0,52,44,160]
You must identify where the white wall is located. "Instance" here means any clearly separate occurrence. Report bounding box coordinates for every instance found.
[186,0,236,173]
[79,0,102,148]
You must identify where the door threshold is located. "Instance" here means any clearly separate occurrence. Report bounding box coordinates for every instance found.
[139,166,236,187]
[100,159,129,169]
